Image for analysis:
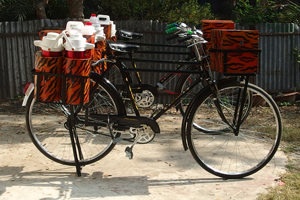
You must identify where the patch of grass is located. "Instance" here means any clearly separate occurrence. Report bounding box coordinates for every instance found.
[257,106,300,199]
[258,162,300,200]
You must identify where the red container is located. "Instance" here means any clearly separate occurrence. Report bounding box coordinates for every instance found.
[42,50,63,57]
[65,51,86,59]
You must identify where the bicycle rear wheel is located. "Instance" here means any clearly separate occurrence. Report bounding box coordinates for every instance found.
[185,82,282,179]
[175,72,204,115]
[26,80,125,166]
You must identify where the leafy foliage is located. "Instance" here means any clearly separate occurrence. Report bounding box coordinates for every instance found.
[91,0,215,24]
[278,0,300,25]
[0,0,37,21]
[3,0,300,25]
[0,0,70,21]
[233,0,280,25]
[166,2,215,24]
[0,0,214,23]
[47,0,69,20]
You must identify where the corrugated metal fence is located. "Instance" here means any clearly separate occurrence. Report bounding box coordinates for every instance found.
[1,19,300,100]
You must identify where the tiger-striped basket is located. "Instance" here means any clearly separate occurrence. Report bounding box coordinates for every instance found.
[209,29,261,75]
[92,41,106,74]
[62,57,91,105]
[33,52,91,105]
[209,48,261,75]
[34,52,63,102]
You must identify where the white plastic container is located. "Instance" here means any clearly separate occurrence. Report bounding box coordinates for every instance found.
[89,14,99,24]
[65,21,84,32]
[63,32,95,59]
[93,23,101,32]
[81,22,95,35]
[93,23,105,41]
[64,32,94,51]
[33,32,64,57]
[95,27,106,42]
[110,21,116,37]
[97,14,110,25]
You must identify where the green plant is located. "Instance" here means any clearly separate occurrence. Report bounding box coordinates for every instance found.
[293,48,300,63]
[0,0,37,21]
[0,0,69,21]
[47,0,69,19]
[233,0,280,25]
[166,2,215,25]
[278,0,300,25]
[96,0,215,24]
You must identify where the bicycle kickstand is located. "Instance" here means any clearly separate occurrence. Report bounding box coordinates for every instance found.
[125,127,143,159]
[68,106,82,177]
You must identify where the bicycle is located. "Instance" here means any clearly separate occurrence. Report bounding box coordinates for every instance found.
[101,24,205,114]
[24,28,282,179]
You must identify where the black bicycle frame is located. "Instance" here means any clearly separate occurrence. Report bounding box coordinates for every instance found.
[125,42,196,89]
[115,57,206,120]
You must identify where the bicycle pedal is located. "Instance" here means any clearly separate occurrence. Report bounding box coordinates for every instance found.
[113,137,123,144]
[125,146,133,159]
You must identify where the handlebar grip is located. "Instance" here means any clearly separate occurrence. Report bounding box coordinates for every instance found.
[167,23,178,29]
[165,27,178,34]
[166,34,180,41]
[177,35,193,43]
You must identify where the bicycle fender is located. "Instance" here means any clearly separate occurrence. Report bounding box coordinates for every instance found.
[90,71,127,114]
[22,83,34,106]
[181,85,211,151]
[90,71,121,95]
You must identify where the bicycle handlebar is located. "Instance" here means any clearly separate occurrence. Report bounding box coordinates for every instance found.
[166,34,180,41]
[177,35,193,43]
[165,27,179,34]
[167,22,178,29]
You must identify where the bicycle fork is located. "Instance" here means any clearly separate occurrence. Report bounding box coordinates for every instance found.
[210,76,250,135]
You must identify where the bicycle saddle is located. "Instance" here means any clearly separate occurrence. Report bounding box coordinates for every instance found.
[107,40,139,55]
[118,30,143,40]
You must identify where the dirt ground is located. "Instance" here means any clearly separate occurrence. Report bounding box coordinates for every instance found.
[0,98,290,200]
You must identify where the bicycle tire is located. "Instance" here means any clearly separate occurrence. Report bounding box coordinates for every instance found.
[26,78,126,166]
[185,82,282,179]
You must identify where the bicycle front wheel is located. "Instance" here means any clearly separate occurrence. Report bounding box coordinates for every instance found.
[185,82,282,179]
[26,80,125,166]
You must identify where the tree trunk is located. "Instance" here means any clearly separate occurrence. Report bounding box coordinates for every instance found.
[36,0,48,19]
[65,0,84,19]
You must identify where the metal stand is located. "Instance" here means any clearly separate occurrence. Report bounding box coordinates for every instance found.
[68,105,82,177]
